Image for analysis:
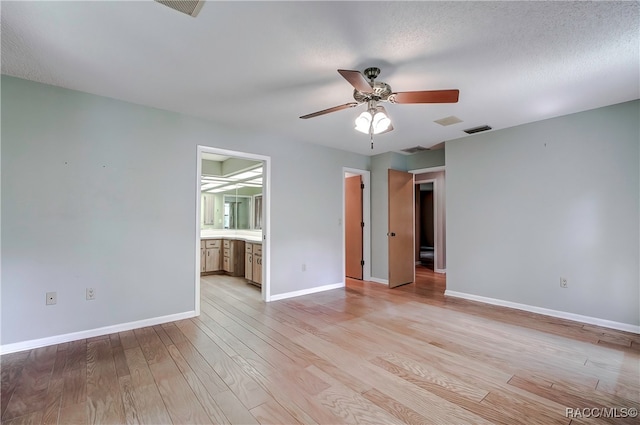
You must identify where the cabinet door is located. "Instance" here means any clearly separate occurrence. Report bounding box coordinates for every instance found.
[206,247,221,272]
[212,247,221,271]
[245,253,253,280]
[235,240,245,276]
[223,256,231,273]
[223,240,234,273]
[253,255,262,285]
[201,248,206,272]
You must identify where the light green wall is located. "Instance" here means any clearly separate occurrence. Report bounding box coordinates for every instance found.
[1,75,370,348]
[407,149,445,170]
[5,73,635,349]
[202,158,261,176]
[447,100,639,327]
[202,159,222,175]
[222,158,261,175]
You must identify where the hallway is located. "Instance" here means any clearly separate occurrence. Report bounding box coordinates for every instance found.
[394,264,446,300]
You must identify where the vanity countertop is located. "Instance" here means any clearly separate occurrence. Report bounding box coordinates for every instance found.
[201,231,262,243]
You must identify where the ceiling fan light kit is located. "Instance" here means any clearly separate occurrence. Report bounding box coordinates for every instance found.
[371,110,391,133]
[300,67,459,149]
[354,102,391,135]
[354,111,373,133]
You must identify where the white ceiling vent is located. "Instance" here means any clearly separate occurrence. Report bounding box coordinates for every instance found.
[155,0,205,17]
[401,146,430,154]
[434,116,463,126]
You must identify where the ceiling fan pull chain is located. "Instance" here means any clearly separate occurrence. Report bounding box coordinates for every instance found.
[370,132,374,150]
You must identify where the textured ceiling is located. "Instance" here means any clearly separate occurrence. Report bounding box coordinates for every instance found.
[2,1,638,156]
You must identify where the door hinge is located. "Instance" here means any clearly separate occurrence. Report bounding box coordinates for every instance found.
[360,260,365,266]
[360,183,365,189]
[361,221,365,228]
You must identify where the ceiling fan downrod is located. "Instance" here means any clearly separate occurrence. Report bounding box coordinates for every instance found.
[367,99,378,146]
[368,98,378,149]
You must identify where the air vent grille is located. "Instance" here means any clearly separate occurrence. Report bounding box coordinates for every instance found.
[155,0,205,17]
[463,125,492,134]
[401,146,429,154]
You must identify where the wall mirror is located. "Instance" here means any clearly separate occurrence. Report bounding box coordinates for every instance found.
[200,155,263,231]
[223,195,251,229]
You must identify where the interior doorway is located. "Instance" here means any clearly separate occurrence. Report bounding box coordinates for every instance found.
[412,166,446,274]
[195,146,271,316]
[416,181,435,270]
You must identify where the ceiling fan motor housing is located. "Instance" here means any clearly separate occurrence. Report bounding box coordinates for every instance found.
[353,82,392,103]
[352,67,392,103]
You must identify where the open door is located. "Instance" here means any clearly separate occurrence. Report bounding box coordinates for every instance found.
[345,175,363,279]
[388,169,415,288]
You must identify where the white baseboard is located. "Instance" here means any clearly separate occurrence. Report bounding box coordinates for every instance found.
[369,277,389,285]
[435,268,446,274]
[0,311,197,355]
[444,290,640,334]
[269,282,345,301]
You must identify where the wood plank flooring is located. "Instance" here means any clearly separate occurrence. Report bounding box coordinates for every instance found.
[2,266,639,424]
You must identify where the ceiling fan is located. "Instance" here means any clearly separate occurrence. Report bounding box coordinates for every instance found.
[300,67,459,145]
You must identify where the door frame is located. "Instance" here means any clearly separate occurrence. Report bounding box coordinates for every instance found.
[196,146,271,316]
[343,168,371,282]
[411,165,445,274]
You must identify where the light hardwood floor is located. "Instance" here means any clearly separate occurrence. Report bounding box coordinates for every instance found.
[2,267,639,424]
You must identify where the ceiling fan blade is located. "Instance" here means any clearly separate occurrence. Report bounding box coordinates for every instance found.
[299,102,359,119]
[389,89,459,104]
[337,69,373,93]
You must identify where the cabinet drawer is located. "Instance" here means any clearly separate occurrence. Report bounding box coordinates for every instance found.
[253,243,262,255]
[205,239,221,249]
[246,244,253,254]
[223,239,231,248]
[223,248,230,258]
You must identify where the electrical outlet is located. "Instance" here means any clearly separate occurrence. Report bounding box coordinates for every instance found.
[86,288,96,300]
[560,277,568,288]
[46,292,57,305]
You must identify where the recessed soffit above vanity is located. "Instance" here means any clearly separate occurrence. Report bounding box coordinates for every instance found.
[201,156,262,194]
